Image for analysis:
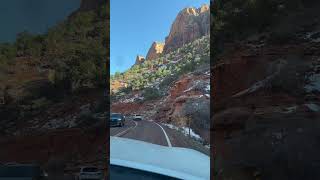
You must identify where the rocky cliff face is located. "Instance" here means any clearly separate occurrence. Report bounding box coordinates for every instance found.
[132,4,209,63]
[213,25,320,180]
[135,55,145,65]
[163,4,209,53]
[146,42,165,60]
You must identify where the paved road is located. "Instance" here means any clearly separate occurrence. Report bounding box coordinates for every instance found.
[110,119,170,146]
[110,119,209,155]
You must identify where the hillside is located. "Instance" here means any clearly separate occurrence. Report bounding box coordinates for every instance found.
[0,0,108,170]
[211,0,320,179]
[111,4,210,144]
[0,0,108,136]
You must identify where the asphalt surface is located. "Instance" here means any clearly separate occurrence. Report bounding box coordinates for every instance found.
[110,118,209,155]
[111,119,169,146]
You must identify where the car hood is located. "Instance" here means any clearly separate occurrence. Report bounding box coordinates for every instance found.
[110,137,210,180]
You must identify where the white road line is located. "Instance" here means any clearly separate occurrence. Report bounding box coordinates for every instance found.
[113,120,138,137]
[154,122,172,147]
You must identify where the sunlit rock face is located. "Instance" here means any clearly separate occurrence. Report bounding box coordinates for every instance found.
[163,4,210,53]
[146,42,165,60]
[135,55,146,65]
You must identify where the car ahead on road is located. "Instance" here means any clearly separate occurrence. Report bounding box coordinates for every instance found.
[132,114,143,121]
[0,164,48,180]
[110,137,210,180]
[78,166,103,180]
[110,113,125,127]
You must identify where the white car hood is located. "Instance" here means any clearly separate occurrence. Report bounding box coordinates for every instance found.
[110,137,210,180]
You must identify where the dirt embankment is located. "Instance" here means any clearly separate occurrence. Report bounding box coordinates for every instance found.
[212,30,320,179]
[0,127,107,170]
[0,86,108,171]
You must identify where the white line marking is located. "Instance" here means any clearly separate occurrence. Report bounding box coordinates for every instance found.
[113,120,138,137]
[154,122,172,147]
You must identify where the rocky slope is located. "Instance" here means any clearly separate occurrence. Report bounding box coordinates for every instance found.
[146,42,165,60]
[0,0,108,169]
[135,55,145,65]
[212,1,320,179]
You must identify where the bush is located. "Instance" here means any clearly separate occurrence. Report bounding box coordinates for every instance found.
[118,86,132,94]
[0,43,17,63]
[212,0,306,42]
[159,74,179,90]
[31,97,52,110]
[142,87,161,101]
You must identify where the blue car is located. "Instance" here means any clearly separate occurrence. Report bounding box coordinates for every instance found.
[110,113,125,127]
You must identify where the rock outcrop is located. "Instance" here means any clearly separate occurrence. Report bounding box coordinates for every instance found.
[146,42,165,60]
[135,55,145,65]
[212,30,320,179]
[163,4,210,53]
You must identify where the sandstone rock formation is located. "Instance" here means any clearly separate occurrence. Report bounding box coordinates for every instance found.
[163,4,210,53]
[135,55,145,65]
[146,42,165,60]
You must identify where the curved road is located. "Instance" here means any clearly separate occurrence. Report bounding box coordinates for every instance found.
[110,119,170,146]
[110,119,209,155]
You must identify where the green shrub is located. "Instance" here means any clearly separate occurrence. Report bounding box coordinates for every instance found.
[31,97,52,110]
[142,87,161,101]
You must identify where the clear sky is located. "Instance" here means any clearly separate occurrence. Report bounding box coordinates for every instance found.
[0,0,80,43]
[110,0,209,75]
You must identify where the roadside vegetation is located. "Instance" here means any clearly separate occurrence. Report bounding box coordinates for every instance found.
[111,35,210,95]
[212,0,319,57]
[0,2,108,133]
[0,3,107,95]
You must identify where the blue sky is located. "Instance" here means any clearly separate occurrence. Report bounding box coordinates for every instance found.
[0,0,80,43]
[110,0,209,75]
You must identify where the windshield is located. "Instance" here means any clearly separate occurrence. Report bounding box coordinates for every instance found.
[111,114,122,118]
[110,0,210,179]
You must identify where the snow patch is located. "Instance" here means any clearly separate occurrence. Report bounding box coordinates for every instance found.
[233,60,286,97]
[305,31,320,43]
[163,123,203,142]
[283,106,298,114]
[205,84,210,92]
[232,73,277,97]
[120,94,144,103]
[305,73,320,92]
[305,103,320,112]
[183,86,194,93]
[204,145,210,149]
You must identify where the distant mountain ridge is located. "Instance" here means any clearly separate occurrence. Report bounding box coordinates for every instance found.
[134,4,210,65]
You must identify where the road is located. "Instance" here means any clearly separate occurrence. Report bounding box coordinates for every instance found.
[110,118,209,155]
